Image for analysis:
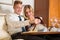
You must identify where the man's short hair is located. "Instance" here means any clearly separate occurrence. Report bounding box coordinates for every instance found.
[14,0,22,6]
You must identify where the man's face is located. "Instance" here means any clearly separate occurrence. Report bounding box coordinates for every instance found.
[14,4,22,15]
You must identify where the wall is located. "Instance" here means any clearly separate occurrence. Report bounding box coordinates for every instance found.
[49,0,60,26]
[58,0,60,18]
[0,0,34,14]
[35,0,49,27]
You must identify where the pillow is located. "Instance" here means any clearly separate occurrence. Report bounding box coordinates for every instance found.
[0,15,12,40]
[0,30,12,40]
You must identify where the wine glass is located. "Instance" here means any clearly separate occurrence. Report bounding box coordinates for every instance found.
[50,18,58,27]
[57,20,60,28]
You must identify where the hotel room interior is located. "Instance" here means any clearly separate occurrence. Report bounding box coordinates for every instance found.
[0,0,60,40]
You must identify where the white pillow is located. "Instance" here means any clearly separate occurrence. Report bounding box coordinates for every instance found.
[0,15,12,40]
[0,30,11,40]
[50,27,58,32]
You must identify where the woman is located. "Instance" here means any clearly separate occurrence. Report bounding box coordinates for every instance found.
[24,5,35,31]
[24,5,35,23]
[23,5,48,40]
[24,5,48,32]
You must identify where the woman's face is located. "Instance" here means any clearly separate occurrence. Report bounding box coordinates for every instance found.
[25,8,34,17]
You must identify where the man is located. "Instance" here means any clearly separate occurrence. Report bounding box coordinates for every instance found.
[6,0,47,40]
[6,0,30,39]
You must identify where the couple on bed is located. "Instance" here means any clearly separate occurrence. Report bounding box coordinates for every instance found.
[6,0,48,40]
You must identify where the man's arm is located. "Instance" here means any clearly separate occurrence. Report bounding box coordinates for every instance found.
[8,20,30,28]
[6,14,30,28]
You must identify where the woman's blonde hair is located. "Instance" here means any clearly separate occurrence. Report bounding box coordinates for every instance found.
[24,5,34,18]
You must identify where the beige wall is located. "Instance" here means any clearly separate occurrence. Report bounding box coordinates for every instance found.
[0,0,34,14]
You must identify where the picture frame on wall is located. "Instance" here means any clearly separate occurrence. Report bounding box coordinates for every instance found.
[0,0,13,5]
